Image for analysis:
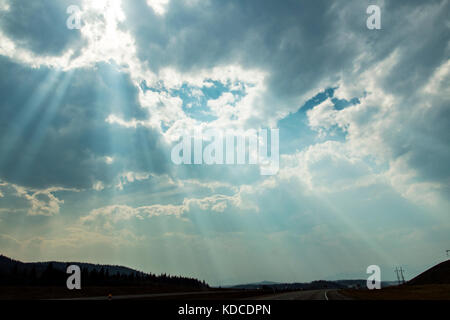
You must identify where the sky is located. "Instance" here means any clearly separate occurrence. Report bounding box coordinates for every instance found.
[0,0,449,286]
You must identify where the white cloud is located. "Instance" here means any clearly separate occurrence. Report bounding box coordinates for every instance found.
[423,59,450,96]
[385,157,443,206]
[277,140,382,194]
[105,114,145,128]
[104,156,115,164]
[0,0,141,73]
[92,181,105,191]
[306,100,340,137]
[19,187,76,216]
[81,193,243,227]
[116,171,152,190]
[0,182,80,216]
[303,52,450,205]
[0,0,10,11]
[146,0,169,15]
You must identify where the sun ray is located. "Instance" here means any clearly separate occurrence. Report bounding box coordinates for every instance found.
[0,69,62,170]
[11,71,75,181]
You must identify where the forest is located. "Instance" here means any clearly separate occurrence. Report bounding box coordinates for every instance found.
[0,254,208,288]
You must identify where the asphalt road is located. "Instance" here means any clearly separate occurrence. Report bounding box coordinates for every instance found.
[60,289,351,300]
[249,289,351,300]
[60,290,236,300]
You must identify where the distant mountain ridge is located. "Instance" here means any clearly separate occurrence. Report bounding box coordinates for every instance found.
[229,279,397,290]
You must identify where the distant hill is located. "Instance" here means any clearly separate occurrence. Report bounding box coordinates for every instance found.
[226,280,279,288]
[0,254,137,277]
[230,279,396,290]
[0,254,208,289]
[231,280,345,290]
[408,260,450,285]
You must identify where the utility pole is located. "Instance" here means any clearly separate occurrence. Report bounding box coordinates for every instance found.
[394,267,401,285]
[395,267,406,285]
[399,267,406,284]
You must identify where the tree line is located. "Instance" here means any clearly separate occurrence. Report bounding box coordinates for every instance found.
[0,260,208,288]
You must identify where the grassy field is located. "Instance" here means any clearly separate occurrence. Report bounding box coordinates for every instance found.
[341,284,450,300]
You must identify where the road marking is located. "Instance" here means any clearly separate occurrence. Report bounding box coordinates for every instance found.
[324,291,329,300]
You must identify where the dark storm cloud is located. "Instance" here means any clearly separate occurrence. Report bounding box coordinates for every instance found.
[122,0,360,103]
[0,0,85,55]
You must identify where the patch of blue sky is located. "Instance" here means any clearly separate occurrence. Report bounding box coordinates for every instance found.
[140,78,248,123]
[201,80,229,99]
[331,97,360,110]
[180,81,247,122]
[171,83,217,122]
[140,80,168,94]
[202,79,249,98]
[277,88,360,155]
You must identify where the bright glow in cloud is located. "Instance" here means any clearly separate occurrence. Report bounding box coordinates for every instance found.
[146,0,170,15]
